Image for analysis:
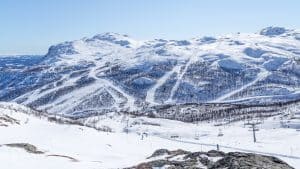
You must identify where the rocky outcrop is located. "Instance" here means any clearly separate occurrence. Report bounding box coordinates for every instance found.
[211,152,293,169]
[5,143,44,154]
[126,149,294,169]
[0,114,20,127]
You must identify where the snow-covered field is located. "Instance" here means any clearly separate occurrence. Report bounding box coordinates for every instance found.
[1,102,300,168]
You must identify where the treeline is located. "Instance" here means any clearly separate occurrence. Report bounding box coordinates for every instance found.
[141,99,300,123]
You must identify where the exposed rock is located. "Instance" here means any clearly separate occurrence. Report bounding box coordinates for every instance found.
[0,114,20,127]
[148,149,170,158]
[126,149,294,169]
[5,143,44,154]
[148,149,190,159]
[207,150,226,157]
[210,152,294,169]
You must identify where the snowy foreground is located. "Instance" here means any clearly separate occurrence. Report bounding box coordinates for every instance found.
[1,102,300,168]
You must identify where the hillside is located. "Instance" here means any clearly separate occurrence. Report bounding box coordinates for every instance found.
[0,27,300,118]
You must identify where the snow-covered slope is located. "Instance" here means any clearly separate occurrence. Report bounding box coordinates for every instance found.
[1,27,300,117]
[0,102,199,168]
[1,102,300,168]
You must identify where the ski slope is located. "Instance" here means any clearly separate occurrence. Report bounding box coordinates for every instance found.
[1,102,300,168]
[212,68,271,102]
[145,64,182,104]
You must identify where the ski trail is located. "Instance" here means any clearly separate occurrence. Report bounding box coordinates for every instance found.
[42,79,106,114]
[166,49,202,103]
[99,79,137,110]
[57,78,136,114]
[89,59,136,110]
[166,58,195,103]
[145,64,182,105]
[212,68,271,103]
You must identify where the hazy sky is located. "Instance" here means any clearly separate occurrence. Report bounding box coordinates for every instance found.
[1,0,300,55]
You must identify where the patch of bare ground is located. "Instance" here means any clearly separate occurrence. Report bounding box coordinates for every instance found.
[0,114,20,126]
[5,143,44,154]
[2,143,79,162]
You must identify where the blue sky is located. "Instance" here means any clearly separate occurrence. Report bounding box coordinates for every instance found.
[1,0,300,55]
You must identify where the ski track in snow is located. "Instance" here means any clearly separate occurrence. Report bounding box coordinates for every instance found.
[147,49,202,104]
[167,57,197,103]
[212,68,271,103]
[89,57,137,110]
[145,64,182,105]
[44,79,104,114]
[99,79,137,110]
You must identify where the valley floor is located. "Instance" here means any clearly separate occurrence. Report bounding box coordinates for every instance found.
[1,104,300,168]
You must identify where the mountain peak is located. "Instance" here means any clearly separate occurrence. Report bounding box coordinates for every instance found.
[88,32,138,47]
[92,32,130,40]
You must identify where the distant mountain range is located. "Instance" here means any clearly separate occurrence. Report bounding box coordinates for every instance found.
[1,26,300,117]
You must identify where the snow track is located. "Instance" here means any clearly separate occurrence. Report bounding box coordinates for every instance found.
[99,78,137,110]
[167,56,198,103]
[212,68,271,102]
[145,64,182,104]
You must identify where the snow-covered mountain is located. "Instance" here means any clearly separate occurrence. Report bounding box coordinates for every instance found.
[1,27,300,117]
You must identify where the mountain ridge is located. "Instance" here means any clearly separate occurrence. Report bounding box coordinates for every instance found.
[0,26,300,117]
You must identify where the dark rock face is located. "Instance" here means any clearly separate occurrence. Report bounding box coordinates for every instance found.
[126,149,294,169]
[210,152,294,169]
[147,149,170,158]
